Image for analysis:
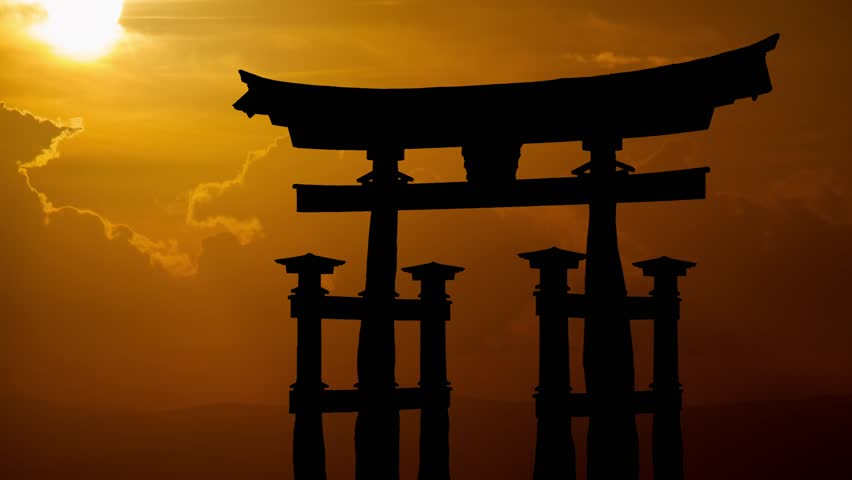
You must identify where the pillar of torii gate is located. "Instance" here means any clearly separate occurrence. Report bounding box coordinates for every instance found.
[233,33,779,480]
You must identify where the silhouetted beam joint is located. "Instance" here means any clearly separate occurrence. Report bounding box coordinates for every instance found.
[290,295,448,320]
[295,168,709,212]
[559,390,682,417]
[290,387,448,414]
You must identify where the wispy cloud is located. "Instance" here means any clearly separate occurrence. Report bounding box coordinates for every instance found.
[183,138,281,245]
[6,103,197,276]
[5,103,285,277]
[765,169,852,225]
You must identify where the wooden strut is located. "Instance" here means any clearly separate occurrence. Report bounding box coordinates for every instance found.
[521,246,695,480]
[277,249,463,480]
[520,247,584,480]
[275,253,344,480]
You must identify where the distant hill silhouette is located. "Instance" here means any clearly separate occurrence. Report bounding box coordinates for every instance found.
[3,396,850,479]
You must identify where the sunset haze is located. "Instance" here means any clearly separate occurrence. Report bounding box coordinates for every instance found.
[2,1,851,478]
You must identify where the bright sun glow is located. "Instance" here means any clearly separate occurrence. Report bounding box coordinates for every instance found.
[29,0,125,61]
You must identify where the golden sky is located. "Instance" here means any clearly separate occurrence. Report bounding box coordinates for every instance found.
[1,0,851,413]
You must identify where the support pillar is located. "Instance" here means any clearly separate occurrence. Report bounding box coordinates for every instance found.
[356,147,406,480]
[634,257,695,480]
[275,253,346,480]
[403,262,465,480]
[519,247,586,480]
[579,137,639,480]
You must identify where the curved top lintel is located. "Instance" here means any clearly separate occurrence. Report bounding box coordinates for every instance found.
[233,34,780,151]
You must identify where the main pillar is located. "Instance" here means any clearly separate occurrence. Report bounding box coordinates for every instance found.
[355,148,405,480]
[519,247,586,480]
[634,257,695,480]
[580,137,640,480]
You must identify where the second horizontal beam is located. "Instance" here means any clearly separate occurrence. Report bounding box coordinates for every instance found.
[291,295,450,321]
[290,387,451,414]
[296,167,709,212]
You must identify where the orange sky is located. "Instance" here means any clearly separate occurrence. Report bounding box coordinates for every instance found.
[1,0,851,412]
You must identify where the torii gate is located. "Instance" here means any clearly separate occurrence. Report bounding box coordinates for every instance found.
[232,33,779,480]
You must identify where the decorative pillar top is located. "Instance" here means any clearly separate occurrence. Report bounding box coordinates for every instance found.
[275,253,346,275]
[275,253,345,293]
[633,256,696,278]
[402,261,465,281]
[520,247,585,295]
[403,262,464,300]
[633,256,696,297]
[518,247,586,271]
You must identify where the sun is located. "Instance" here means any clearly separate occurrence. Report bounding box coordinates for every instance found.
[29,0,125,61]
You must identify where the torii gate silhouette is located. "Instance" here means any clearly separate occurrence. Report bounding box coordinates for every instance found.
[232,33,779,480]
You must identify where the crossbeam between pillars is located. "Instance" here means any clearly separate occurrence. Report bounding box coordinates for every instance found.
[290,295,449,321]
[290,387,448,414]
[295,167,709,212]
[290,293,661,322]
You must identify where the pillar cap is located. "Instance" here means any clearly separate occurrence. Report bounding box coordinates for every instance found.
[274,253,346,274]
[633,256,696,277]
[518,247,586,270]
[402,261,465,281]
